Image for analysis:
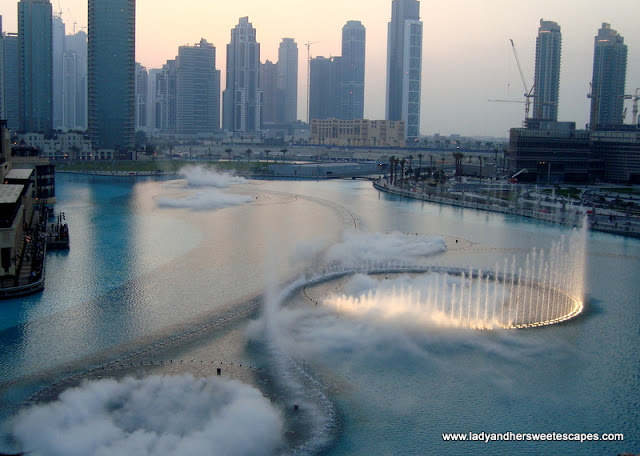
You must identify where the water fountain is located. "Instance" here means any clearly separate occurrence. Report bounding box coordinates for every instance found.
[316,223,587,330]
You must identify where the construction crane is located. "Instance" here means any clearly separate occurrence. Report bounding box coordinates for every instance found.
[305,41,319,124]
[623,88,640,125]
[510,39,536,122]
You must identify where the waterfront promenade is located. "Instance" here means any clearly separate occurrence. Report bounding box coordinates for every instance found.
[373,179,640,238]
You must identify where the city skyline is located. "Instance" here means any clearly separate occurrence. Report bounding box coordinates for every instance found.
[1,0,639,137]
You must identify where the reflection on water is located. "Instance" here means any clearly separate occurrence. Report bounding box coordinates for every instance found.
[0,174,639,455]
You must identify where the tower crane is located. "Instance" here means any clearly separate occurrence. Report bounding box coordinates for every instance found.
[623,88,640,125]
[510,39,536,123]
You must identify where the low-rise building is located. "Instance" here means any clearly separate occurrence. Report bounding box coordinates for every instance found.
[16,132,93,159]
[590,127,640,183]
[310,119,405,148]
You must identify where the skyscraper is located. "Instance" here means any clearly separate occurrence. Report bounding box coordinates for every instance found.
[52,13,65,129]
[135,62,147,130]
[223,17,261,134]
[533,19,562,121]
[63,30,87,130]
[176,38,221,135]
[309,56,341,121]
[3,33,19,131]
[589,23,627,128]
[18,0,53,133]
[260,60,279,124]
[0,16,4,121]
[277,38,298,123]
[147,68,160,131]
[156,60,177,134]
[340,21,365,120]
[88,0,135,151]
[386,0,422,141]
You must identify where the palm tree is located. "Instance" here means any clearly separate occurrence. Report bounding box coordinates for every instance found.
[388,156,396,185]
[407,155,413,178]
[245,148,252,162]
[429,154,434,169]
[264,149,271,161]
[478,155,483,178]
[399,158,406,188]
[280,148,288,163]
[417,153,423,181]
[453,152,464,178]
[225,148,232,161]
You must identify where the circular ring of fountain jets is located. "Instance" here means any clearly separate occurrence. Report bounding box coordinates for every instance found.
[309,227,587,330]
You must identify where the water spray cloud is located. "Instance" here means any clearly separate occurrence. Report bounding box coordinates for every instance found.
[9,375,283,456]
[324,232,446,267]
[156,191,252,211]
[179,165,246,188]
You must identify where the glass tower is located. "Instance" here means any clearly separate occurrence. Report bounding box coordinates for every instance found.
[386,0,422,142]
[341,21,366,121]
[88,0,135,151]
[533,19,562,121]
[589,23,627,128]
[18,0,53,133]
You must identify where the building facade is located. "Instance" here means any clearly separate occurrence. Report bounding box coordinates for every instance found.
[176,39,220,135]
[589,23,627,129]
[63,31,87,131]
[135,62,147,131]
[533,19,562,121]
[260,60,279,124]
[0,16,4,122]
[223,17,261,134]
[277,38,298,123]
[3,33,19,131]
[310,118,405,147]
[386,0,422,142]
[309,56,341,121]
[156,60,177,134]
[18,0,53,133]
[508,121,603,184]
[88,0,135,151]
[340,21,366,121]
[51,13,65,130]
[590,127,640,183]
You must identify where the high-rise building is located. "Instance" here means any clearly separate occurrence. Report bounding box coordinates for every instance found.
[533,19,562,121]
[277,38,298,123]
[0,16,5,121]
[88,0,135,151]
[147,68,160,131]
[260,60,279,124]
[589,23,627,128]
[340,21,365,120]
[223,17,261,134]
[176,38,220,135]
[309,56,342,121]
[52,13,65,129]
[19,0,53,133]
[385,0,422,141]
[63,31,87,130]
[135,62,147,131]
[156,60,176,134]
[3,33,19,131]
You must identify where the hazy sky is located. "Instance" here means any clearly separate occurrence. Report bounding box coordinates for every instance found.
[2,0,639,137]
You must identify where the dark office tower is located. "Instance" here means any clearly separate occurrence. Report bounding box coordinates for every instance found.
[0,16,4,121]
[3,33,19,130]
[176,39,221,135]
[157,60,177,134]
[223,17,261,133]
[64,31,87,130]
[18,0,53,133]
[277,38,298,122]
[340,21,365,120]
[309,56,341,120]
[52,13,65,129]
[261,60,279,123]
[589,23,628,128]
[533,19,561,121]
[386,0,422,141]
[88,0,135,151]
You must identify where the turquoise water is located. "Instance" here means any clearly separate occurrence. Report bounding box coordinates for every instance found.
[0,174,638,455]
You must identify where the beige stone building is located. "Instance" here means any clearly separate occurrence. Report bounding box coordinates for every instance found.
[310,119,405,147]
